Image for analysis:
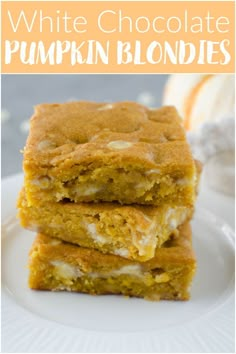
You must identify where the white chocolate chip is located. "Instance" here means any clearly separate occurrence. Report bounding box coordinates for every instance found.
[146,152,154,161]
[155,273,170,283]
[97,104,113,111]
[111,265,143,277]
[50,239,62,245]
[165,207,178,230]
[114,248,129,257]
[107,141,133,150]
[87,223,107,244]
[55,192,64,201]
[138,237,150,247]
[169,218,178,230]
[31,176,51,189]
[37,140,56,151]
[145,169,160,175]
[90,265,143,279]
[165,207,189,230]
[165,207,175,221]
[142,214,152,223]
[77,185,101,197]
[176,178,190,186]
[132,222,157,257]
[51,261,83,279]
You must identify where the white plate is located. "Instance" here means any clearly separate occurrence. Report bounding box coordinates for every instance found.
[1,173,235,353]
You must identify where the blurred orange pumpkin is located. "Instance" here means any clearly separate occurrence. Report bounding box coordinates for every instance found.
[163,74,235,131]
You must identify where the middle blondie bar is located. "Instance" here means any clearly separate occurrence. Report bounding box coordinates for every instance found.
[18,189,192,262]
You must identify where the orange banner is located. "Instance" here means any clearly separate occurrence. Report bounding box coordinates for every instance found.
[1,1,235,73]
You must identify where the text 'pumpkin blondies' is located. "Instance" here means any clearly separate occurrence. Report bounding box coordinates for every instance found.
[28,223,196,301]
[23,102,197,206]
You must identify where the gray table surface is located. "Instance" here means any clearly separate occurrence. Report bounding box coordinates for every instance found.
[2,74,168,178]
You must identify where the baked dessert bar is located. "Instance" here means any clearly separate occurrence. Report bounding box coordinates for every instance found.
[28,223,196,301]
[23,101,197,206]
[18,189,192,262]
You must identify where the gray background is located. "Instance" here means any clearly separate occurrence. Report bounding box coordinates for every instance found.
[2,74,168,178]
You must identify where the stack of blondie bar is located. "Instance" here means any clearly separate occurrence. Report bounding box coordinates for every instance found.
[18,101,201,301]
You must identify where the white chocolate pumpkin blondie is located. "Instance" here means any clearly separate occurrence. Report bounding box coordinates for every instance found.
[28,223,196,301]
[23,102,197,206]
[18,189,192,262]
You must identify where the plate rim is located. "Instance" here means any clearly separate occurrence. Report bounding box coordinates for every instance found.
[1,173,235,353]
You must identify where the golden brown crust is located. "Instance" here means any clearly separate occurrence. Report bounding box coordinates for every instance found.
[24,102,190,170]
[22,102,196,205]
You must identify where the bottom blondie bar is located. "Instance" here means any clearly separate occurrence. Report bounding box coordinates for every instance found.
[28,223,196,301]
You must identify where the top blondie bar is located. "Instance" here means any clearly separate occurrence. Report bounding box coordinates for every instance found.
[23,101,197,206]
